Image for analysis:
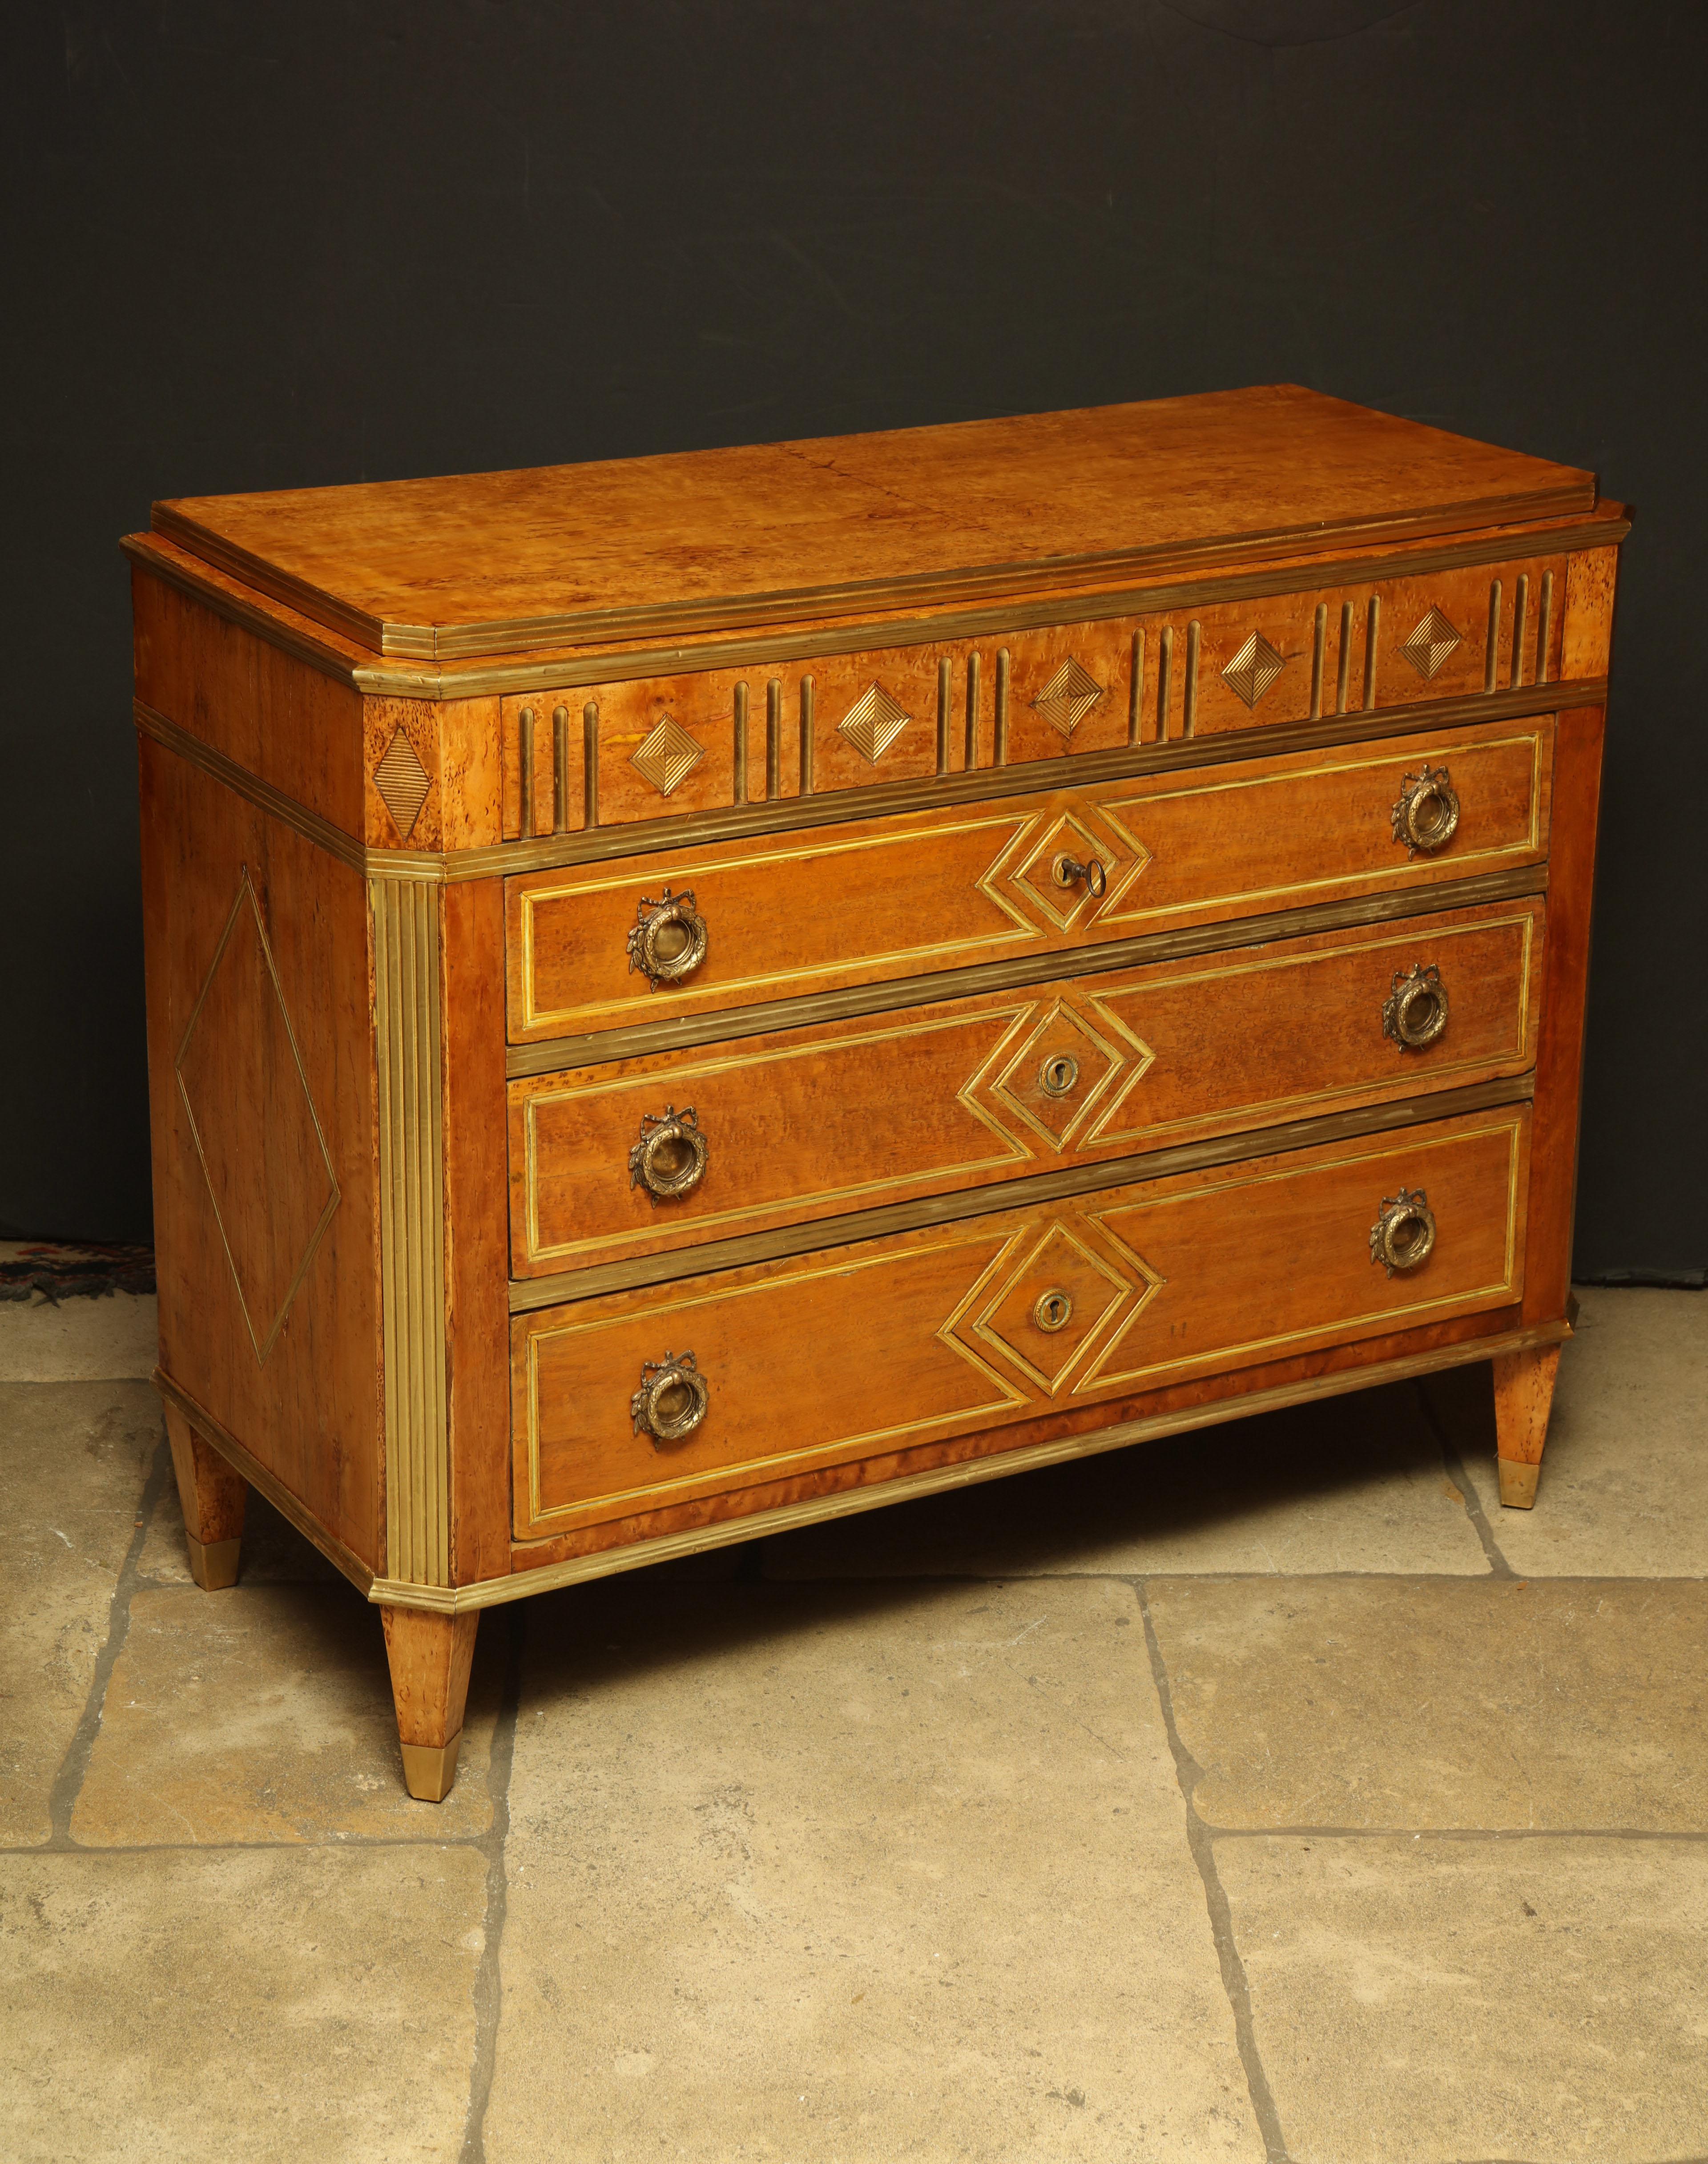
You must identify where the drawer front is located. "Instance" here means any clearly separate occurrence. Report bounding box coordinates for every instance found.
[509,897,1544,1276]
[506,716,1553,1042]
[501,551,1569,836]
[513,1107,1529,1537]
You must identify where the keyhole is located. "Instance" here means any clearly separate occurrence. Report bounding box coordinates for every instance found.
[1033,1289,1074,1332]
[1039,1054,1080,1098]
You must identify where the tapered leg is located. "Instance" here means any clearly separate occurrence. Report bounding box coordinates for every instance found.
[1492,1344,1563,1509]
[382,1607,480,1802]
[163,1403,247,1588]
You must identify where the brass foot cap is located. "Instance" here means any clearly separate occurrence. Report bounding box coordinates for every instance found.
[400,1730,464,1803]
[185,1533,242,1590]
[1498,1459,1541,1510]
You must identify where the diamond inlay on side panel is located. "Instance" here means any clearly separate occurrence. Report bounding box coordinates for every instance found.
[838,682,912,764]
[1400,606,1463,680]
[175,870,340,1367]
[631,715,705,797]
[372,728,433,841]
[1031,657,1104,738]
[1221,632,1288,710]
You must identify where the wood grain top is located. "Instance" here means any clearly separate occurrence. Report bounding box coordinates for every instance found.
[151,386,1596,661]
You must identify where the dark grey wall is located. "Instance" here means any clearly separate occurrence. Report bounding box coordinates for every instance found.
[4,0,1703,1277]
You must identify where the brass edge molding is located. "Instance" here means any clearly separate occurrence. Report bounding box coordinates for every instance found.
[508,1073,1536,1312]
[160,486,1599,664]
[130,517,1629,700]
[448,682,1599,881]
[134,700,369,873]
[151,1368,377,1595]
[371,880,452,1587]
[505,864,1551,1077]
[361,518,1628,689]
[122,534,368,687]
[366,1311,1572,1613]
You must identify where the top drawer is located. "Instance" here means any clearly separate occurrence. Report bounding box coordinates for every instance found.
[505,715,1554,1044]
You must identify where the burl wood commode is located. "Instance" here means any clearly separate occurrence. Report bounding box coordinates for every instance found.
[126,387,1625,1800]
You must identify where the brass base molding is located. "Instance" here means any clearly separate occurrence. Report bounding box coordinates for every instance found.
[367,1309,1574,1615]
[1499,1459,1543,1508]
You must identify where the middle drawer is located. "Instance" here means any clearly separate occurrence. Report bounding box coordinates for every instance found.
[509,894,1544,1277]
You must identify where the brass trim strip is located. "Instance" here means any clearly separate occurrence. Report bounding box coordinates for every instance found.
[965,650,981,770]
[552,706,570,832]
[505,863,1549,1077]
[365,1311,1573,1612]
[1362,593,1381,710]
[733,681,749,804]
[799,676,815,795]
[125,518,1629,701]
[1309,604,1326,719]
[1182,621,1200,737]
[583,702,600,828]
[371,878,451,1587]
[1129,631,1144,744]
[1538,570,1554,686]
[1511,574,1530,690]
[995,648,1011,766]
[1486,580,1502,693]
[935,658,951,775]
[137,680,1608,889]
[134,699,369,875]
[152,1368,377,1597]
[508,1072,1535,1312]
[518,706,535,838]
[1157,624,1173,739]
[765,678,781,799]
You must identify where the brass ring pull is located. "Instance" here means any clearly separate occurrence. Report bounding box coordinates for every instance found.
[1051,852,1108,899]
[1369,1189,1437,1276]
[1033,1288,1074,1332]
[1382,964,1449,1050]
[627,886,708,988]
[1390,765,1461,856]
[630,1350,708,1445]
[628,1105,708,1201]
[1039,1053,1080,1098]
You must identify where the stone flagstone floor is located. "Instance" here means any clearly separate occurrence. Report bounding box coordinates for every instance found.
[0,1279,1703,2162]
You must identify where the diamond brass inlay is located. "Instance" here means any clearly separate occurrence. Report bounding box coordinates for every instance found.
[372,728,432,841]
[838,682,912,764]
[989,1000,1146,1153]
[1031,657,1104,739]
[1400,606,1463,681]
[175,870,340,1366]
[631,715,705,797]
[1221,632,1288,710]
[966,1221,1156,1396]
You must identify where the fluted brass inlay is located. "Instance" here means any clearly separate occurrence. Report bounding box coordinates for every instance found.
[1401,606,1463,681]
[631,715,705,798]
[838,682,912,763]
[1222,632,1288,710]
[1031,657,1104,739]
[372,878,449,1590]
[373,728,432,842]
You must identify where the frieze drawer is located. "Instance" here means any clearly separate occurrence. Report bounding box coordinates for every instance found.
[500,549,1571,837]
[505,715,1554,1044]
[508,896,1545,1278]
[512,1106,1531,1539]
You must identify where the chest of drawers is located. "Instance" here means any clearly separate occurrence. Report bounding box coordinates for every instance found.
[125,386,1626,1799]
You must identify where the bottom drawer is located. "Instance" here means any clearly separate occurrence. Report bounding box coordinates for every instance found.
[512,1105,1529,1538]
